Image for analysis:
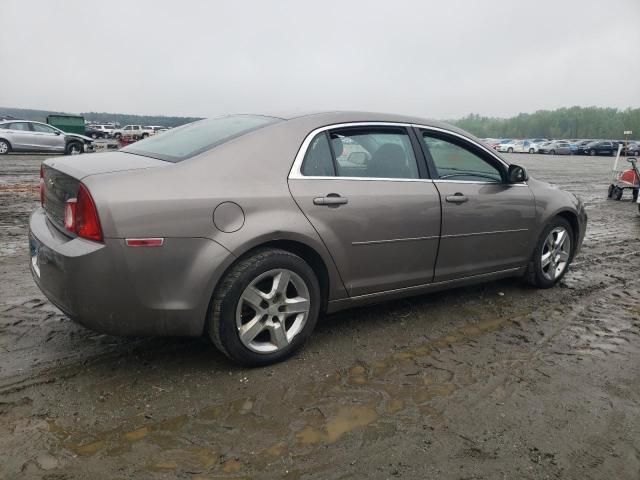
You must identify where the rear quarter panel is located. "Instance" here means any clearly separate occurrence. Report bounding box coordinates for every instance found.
[84,119,349,301]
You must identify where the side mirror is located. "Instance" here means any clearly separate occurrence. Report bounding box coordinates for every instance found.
[54,131,61,135]
[507,164,528,183]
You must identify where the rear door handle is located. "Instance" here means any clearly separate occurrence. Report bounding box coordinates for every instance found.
[445,193,468,204]
[313,194,348,206]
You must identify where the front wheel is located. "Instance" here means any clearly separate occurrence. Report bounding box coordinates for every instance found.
[507,147,513,153]
[141,133,149,139]
[528,148,535,153]
[208,248,321,366]
[67,142,83,155]
[526,218,574,288]
[589,149,596,156]
[549,150,556,155]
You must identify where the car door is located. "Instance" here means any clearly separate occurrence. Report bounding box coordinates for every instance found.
[288,124,441,297]
[4,122,34,150]
[416,128,536,282]
[30,123,66,152]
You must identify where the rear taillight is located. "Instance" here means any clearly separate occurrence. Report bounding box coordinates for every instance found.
[39,164,45,206]
[64,183,103,241]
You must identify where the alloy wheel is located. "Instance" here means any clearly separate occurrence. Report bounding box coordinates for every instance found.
[235,269,310,354]
[0,141,8,154]
[541,227,571,281]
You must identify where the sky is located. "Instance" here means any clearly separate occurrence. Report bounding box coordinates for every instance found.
[1,0,639,120]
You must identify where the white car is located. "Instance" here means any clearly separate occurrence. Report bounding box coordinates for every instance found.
[507,140,541,154]
[496,140,517,152]
[112,125,154,140]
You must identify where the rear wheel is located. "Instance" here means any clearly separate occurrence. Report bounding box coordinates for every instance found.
[142,133,149,139]
[549,149,556,155]
[526,218,573,288]
[507,147,513,153]
[208,248,321,366]
[529,148,535,153]
[0,139,10,155]
[589,149,596,156]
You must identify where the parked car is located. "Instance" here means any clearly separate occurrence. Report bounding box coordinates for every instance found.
[583,140,616,156]
[89,124,116,137]
[496,139,517,152]
[0,120,94,155]
[623,142,640,156]
[574,140,594,155]
[505,139,540,153]
[84,126,109,139]
[112,125,153,140]
[29,112,586,365]
[538,141,572,155]
[148,125,169,134]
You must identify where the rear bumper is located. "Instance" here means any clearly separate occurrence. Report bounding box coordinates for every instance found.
[28,208,235,336]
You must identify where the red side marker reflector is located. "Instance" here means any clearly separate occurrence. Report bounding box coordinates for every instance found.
[126,238,164,247]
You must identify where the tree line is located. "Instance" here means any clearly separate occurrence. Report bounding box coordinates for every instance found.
[452,106,640,141]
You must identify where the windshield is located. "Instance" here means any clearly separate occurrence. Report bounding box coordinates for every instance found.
[122,115,280,162]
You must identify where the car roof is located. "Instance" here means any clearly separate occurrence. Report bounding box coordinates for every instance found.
[246,110,474,142]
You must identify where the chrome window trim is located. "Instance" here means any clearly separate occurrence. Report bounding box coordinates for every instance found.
[288,121,528,186]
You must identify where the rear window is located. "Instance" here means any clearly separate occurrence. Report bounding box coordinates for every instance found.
[122,115,281,162]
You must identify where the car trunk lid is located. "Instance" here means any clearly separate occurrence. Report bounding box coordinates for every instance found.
[42,151,169,231]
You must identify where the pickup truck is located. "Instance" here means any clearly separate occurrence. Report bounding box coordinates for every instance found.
[112,125,154,140]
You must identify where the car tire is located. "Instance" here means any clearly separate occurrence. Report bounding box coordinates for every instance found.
[549,150,556,155]
[114,133,122,139]
[0,139,10,155]
[208,248,321,366]
[526,217,574,289]
[632,150,639,156]
[528,148,534,154]
[607,184,615,199]
[507,147,513,153]
[66,142,83,155]
[91,133,98,139]
[142,133,149,139]
[589,149,596,156]
[613,186,623,201]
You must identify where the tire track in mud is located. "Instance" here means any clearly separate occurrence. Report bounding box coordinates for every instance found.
[3,282,638,479]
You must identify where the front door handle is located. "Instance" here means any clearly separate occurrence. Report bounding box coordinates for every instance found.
[313,194,348,206]
[445,193,468,204]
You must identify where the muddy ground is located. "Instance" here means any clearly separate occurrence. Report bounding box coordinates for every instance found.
[1,153,639,480]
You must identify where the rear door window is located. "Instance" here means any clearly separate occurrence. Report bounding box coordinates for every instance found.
[7,122,31,131]
[331,128,419,179]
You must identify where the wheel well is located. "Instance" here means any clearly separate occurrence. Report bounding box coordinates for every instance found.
[556,211,579,245]
[0,138,11,147]
[240,240,330,312]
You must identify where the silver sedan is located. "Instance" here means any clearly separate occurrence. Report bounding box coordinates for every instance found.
[29,112,587,365]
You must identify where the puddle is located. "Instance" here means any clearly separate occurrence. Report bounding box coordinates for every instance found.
[296,404,379,444]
